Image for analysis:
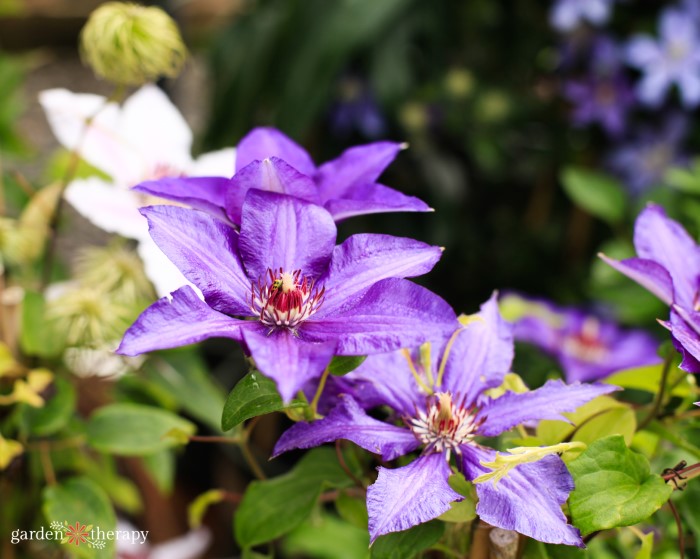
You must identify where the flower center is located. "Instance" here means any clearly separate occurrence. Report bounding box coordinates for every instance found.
[409,392,479,459]
[250,268,325,330]
[562,317,608,363]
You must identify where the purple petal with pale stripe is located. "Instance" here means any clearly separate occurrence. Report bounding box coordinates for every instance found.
[242,328,336,403]
[335,351,425,416]
[117,286,250,356]
[236,127,316,176]
[633,204,700,307]
[140,206,251,315]
[319,234,443,313]
[477,379,618,437]
[324,183,430,222]
[598,254,673,306]
[303,278,458,355]
[462,446,583,547]
[315,141,402,200]
[133,176,233,224]
[440,293,513,405]
[367,453,461,543]
[224,157,318,223]
[272,395,420,460]
[238,190,336,281]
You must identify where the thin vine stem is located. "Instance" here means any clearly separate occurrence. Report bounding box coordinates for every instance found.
[638,349,674,431]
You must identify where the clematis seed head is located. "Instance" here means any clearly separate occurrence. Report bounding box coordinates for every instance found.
[80,2,187,86]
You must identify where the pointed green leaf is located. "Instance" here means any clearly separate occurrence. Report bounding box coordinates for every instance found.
[370,520,444,559]
[221,370,305,430]
[328,355,367,376]
[568,435,673,535]
[561,167,626,224]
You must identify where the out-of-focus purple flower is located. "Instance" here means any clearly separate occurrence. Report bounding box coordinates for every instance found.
[626,8,700,108]
[564,73,635,136]
[681,0,700,23]
[273,295,616,545]
[117,190,457,401]
[134,127,429,224]
[330,77,386,139]
[550,0,616,33]
[503,294,661,382]
[607,116,687,194]
[600,203,700,373]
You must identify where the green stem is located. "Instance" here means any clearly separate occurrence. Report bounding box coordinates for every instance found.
[309,366,331,418]
[638,349,674,431]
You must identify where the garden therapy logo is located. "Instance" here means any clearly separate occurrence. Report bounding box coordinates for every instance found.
[10,521,148,547]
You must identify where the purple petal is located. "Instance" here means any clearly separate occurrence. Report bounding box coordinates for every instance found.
[242,328,336,403]
[367,453,461,543]
[315,141,402,201]
[440,294,514,405]
[336,351,425,416]
[633,204,700,307]
[303,278,458,355]
[224,157,319,224]
[272,395,420,460]
[320,234,443,314]
[462,446,583,547]
[140,206,251,314]
[626,36,661,67]
[235,127,316,176]
[669,306,700,373]
[238,190,336,281]
[598,254,674,306]
[117,286,248,356]
[133,177,233,224]
[324,183,430,222]
[477,379,619,437]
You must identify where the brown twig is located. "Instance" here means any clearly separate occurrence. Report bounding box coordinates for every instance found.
[667,499,685,559]
[638,349,674,431]
[335,441,365,488]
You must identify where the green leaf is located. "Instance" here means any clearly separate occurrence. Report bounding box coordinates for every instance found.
[370,521,444,559]
[221,370,305,431]
[335,490,369,529]
[141,449,175,494]
[568,435,673,535]
[42,476,116,559]
[634,532,654,559]
[83,456,142,515]
[665,159,700,194]
[234,447,353,548]
[189,489,225,529]
[561,167,626,224]
[439,473,476,523]
[143,349,227,431]
[86,403,195,456]
[20,291,64,358]
[283,511,370,559]
[522,540,587,558]
[605,364,690,398]
[16,377,76,436]
[328,355,367,376]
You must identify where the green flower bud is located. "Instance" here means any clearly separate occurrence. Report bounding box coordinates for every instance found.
[80,2,188,86]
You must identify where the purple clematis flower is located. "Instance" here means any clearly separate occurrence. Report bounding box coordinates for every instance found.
[273,295,616,545]
[504,294,661,382]
[626,8,700,108]
[550,0,616,33]
[600,203,700,373]
[117,190,457,401]
[133,127,429,224]
[607,115,687,194]
[564,73,635,136]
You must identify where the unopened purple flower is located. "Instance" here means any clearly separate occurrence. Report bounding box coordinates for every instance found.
[505,294,660,382]
[273,295,616,545]
[117,190,457,401]
[607,116,687,194]
[550,0,616,33]
[564,73,635,136]
[134,127,429,224]
[600,203,700,373]
[626,8,700,108]
[330,77,386,139]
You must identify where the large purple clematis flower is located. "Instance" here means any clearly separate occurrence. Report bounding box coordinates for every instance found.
[550,0,616,33]
[600,204,700,373]
[273,295,616,545]
[133,127,429,224]
[503,294,660,382]
[117,190,457,401]
[626,8,700,108]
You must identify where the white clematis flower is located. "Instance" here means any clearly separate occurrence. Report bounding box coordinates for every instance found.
[39,84,236,297]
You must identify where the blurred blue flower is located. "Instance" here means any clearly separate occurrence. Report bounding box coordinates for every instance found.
[626,8,700,108]
[608,115,687,193]
[330,77,386,139]
[550,0,616,33]
[564,73,635,136]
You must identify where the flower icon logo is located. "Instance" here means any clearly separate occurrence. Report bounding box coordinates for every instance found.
[64,522,91,546]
